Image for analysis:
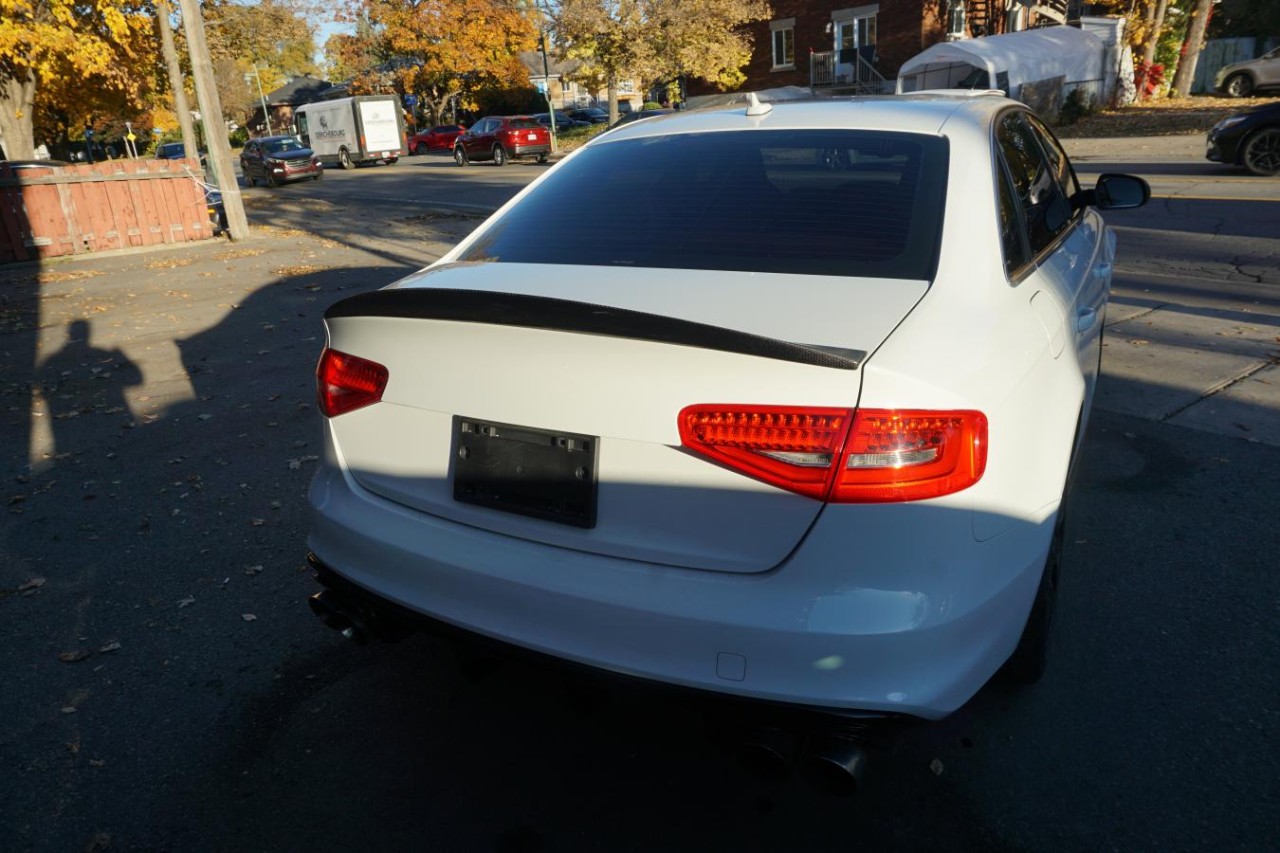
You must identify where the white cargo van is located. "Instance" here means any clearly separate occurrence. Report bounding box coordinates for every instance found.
[294,96,405,170]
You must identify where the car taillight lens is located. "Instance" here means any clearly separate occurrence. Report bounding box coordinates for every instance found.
[678,405,986,503]
[831,409,987,503]
[317,348,388,417]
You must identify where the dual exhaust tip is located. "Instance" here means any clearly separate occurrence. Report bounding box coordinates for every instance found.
[308,589,371,644]
[741,725,870,795]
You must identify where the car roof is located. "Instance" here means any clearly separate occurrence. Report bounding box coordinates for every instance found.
[593,93,1014,144]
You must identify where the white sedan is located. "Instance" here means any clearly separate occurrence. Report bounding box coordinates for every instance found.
[306,93,1147,739]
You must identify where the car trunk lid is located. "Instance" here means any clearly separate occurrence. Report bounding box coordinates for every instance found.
[321,262,927,573]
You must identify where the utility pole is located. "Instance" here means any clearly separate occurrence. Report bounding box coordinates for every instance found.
[247,65,273,135]
[539,29,557,152]
[156,0,197,159]
[176,0,250,241]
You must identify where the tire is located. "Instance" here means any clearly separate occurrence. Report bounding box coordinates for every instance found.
[1224,73,1254,98]
[1242,128,1280,177]
[454,146,468,167]
[415,143,428,156]
[492,145,507,167]
[1002,514,1063,685]
[387,157,398,165]
[313,169,323,181]
[243,169,255,188]
[339,148,354,170]
[537,153,549,164]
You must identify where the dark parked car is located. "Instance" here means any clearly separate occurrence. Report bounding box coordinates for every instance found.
[454,116,550,167]
[533,111,588,132]
[408,125,466,154]
[154,141,206,167]
[0,159,72,174]
[1206,100,1280,176]
[568,108,609,124]
[240,135,323,186]
[604,109,676,133]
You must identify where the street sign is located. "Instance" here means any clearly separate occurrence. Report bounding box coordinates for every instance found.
[404,94,418,107]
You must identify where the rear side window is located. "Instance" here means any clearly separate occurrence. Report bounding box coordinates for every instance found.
[995,112,1072,256]
[459,129,949,280]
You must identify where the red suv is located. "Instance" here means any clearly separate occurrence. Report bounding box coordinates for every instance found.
[408,124,466,154]
[454,116,550,167]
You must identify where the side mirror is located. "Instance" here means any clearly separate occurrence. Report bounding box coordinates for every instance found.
[1093,173,1150,210]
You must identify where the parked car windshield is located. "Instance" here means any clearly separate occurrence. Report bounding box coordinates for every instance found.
[459,129,948,280]
[264,138,306,153]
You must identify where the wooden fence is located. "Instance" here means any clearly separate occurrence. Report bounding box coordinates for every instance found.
[0,158,215,264]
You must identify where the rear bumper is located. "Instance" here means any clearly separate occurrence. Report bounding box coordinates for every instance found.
[510,142,551,158]
[307,456,1052,721]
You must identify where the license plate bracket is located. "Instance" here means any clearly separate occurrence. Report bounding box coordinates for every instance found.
[452,416,598,528]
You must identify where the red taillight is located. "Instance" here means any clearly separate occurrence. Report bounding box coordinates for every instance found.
[831,409,987,503]
[678,405,986,503]
[316,348,388,417]
[679,406,851,500]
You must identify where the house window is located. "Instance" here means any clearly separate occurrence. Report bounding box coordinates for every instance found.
[771,19,795,69]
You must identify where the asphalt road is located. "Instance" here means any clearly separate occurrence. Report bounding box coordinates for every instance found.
[1,143,1276,852]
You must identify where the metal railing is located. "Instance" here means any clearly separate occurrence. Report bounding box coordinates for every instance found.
[809,50,890,94]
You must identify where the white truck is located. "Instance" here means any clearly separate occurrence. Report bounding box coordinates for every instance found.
[294,96,405,170]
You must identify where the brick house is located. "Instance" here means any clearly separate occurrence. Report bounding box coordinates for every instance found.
[688,0,1072,98]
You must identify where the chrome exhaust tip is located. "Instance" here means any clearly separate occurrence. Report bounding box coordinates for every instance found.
[802,737,868,795]
[308,590,369,644]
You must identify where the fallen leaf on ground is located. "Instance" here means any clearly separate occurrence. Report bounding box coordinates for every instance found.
[177,595,196,608]
[244,565,263,576]
[930,759,944,776]
[98,642,122,653]
[59,650,91,663]
[241,613,257,622]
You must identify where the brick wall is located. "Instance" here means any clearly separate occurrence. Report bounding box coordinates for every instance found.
[688,0,944,96]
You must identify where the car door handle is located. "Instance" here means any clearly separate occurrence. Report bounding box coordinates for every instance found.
[1076,307,1099,332]
[1093,261,1113,279]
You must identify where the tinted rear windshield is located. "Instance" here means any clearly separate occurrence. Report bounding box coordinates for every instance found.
[459,129,948,279]
[508,118,541,129]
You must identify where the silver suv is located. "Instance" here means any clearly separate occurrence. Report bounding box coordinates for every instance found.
[1215,46,1280,98]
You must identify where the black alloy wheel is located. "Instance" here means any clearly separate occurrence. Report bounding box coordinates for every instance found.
[1242,128,1280,176]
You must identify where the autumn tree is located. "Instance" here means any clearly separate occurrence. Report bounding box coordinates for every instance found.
[1,0,158,159]
[198,0,319,126]
[553,0,771,118]
[332,0,539,125]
